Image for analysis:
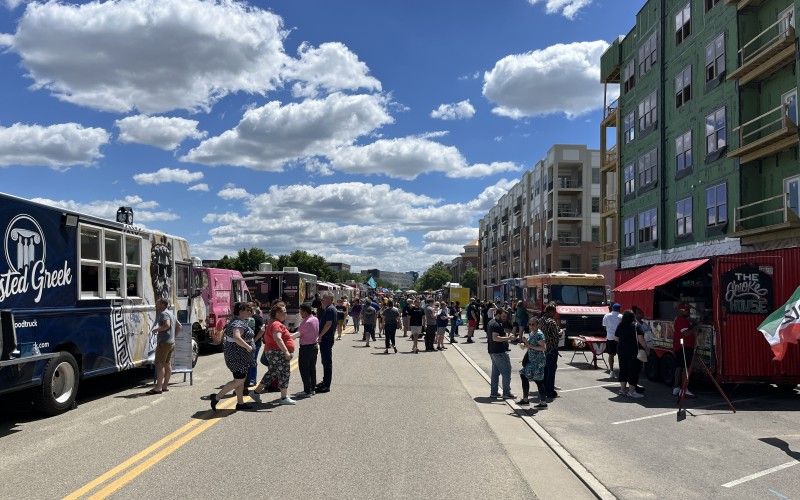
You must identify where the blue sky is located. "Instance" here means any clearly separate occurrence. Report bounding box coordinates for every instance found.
[0,0,640,272]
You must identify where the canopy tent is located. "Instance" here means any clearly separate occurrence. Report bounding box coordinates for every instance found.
[613,259,709,317]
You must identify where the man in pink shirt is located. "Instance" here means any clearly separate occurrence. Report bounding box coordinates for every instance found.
[298,304,319,396]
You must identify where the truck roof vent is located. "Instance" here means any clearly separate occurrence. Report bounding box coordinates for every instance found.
[283,267,299,272]
[258,262,273,271]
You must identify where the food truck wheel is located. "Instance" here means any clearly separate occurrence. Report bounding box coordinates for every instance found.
[35,352,79,415]
[191,335,199,368]
[645,352,660,381]
[660,353,676,386]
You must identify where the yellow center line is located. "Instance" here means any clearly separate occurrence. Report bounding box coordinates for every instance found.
[65,358,299,499]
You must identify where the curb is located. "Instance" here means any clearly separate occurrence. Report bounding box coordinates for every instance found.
[450,340,617,500]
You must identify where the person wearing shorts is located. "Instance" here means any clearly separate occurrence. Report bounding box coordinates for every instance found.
[150,298,177,394]
[408,298,424,354]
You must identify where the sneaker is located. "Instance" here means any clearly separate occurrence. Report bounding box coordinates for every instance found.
[489,394,501,399]
[684,389,696,398]
[502,393,516,399]
[628,390,644,399]
[235,402,253,410]
[393,346,398,353]
[465,339,474,344]
[534,402,548,409]
[672,387,681,396]
[209,394,218,411]
[517,399,530,406]
[280,397,296,405]
[384,349,389,354]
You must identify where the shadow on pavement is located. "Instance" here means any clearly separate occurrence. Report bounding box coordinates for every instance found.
[474,396,505,404]
[759,437,800,461]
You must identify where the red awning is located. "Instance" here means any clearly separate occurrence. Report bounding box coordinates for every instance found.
[613,259,710,317]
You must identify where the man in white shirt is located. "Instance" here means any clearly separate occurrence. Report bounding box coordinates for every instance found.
[602,303,623,378]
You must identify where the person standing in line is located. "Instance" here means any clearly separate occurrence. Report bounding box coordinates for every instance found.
[465,298,479,343]
[361,300,377,347]
[631,306,652,394]
[382,299,400,354]
[210,302,255,411]
[150,298,179,394]
[514,300,529,342]
[247,301,265,389]
[449,301,460,344]
[672,303,697,398]
[602,303,623,379]
[539,304,561,401]
[401,298,411,337]
[316,291,337,393]
[254,302,296,405]
[517,317,548,408]
[312,293,323,319]
[408,298,424,354]
[297,304,319,397]
[423,298,438,352]
[615,310,646,398]
[349,298,362,337]
[435,302,450,351]
[335,297,346,340]
[487,308,515,399]
[482,301,491,334]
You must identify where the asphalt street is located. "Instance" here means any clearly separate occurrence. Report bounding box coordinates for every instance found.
[0,326,594,499]
[454,328,800,499]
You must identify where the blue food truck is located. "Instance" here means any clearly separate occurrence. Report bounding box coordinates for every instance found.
[0,192,195,415]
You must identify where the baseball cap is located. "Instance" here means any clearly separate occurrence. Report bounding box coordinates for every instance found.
[677,303,691,312]
[611,303,621,311]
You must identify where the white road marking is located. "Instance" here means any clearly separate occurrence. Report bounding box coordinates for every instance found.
[100,415,125,425]
[129,405,150,415]
[560,383,618,393]
[611,397,761,425]
[150,396,165,406]
[722,460,799,488]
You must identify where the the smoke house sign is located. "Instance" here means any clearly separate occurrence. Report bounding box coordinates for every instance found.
[721,265,773,315]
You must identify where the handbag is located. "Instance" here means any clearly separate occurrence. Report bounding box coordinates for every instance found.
[637,348,648,363]
[259,349,269,367]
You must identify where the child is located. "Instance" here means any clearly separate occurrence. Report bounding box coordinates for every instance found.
[435,302,451,351]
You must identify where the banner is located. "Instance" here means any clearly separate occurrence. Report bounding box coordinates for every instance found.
[721,264,773,315]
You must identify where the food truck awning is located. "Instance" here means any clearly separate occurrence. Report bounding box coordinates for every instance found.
[614,259,709,317]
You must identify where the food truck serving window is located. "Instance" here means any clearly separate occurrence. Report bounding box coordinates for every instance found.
[79,225,142,299]
[550,285,606,306]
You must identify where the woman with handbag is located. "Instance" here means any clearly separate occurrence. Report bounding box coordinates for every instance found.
[253,302,297,405]
[210,302,255,411]
[517,319,548,409]
[615,310,647,399]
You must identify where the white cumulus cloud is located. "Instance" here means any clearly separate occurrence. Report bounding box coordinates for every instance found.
[116,115,207,150]
[188,183,209,192]
[430,99,476,120]
[182,93,393,170]
[329,136,519,180]
[283,42,382,98]
[5,0,287,113]
[0,122,109,168]
[133,168,204,185]
[527,0,593,19]
[31,195,179,223]
[483,40,611,119]
[218,187,251,200]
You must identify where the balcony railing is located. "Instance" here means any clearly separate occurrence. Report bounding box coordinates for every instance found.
[604,98,619,121]
[601,242,618,261]
[513,227,521,235]
[734,192,800,237]
[603,145,618,169]
[729,13,795,85]
[557,235,581,247]
[602,198,618,213]
[513,250,521,258]
[557,205,581,218]
[558,177,582,189]
[728,103,798,164]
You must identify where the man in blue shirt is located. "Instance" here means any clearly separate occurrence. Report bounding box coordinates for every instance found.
[316,291,337,393]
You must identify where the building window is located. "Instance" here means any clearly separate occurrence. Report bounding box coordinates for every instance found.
[675,65,692,108]
[706,183,728,226]
[591,256,600,272]
[675,3,691,45]
[591,226,600,242]
[592,197,600,213]
[705,107,727,155]
[592,167,600,184]
[624,164,636,195]
[705,33,725,82]
[624,217,635,248]
[80,226,142,299]
[705,0,721,12]
[638,208,658,244]
[624,112,635,144]
[637,149,657,189]
[623,59,636,93]
[638,91,657,131]
[676,197,693,236]
[638,31,658,76]
[676,130,693,172]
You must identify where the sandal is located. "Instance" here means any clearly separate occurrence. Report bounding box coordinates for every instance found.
[146,389,162,395]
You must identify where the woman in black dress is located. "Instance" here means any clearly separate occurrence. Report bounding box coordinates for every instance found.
[615,310,646,399]
[210,302,257,411]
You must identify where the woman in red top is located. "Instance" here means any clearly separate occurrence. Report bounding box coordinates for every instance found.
[254,302,297,405]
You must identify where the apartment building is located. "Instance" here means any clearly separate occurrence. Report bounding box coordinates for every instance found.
[448,240,479,284]
[601,0,800,324]
[478,144,602,300]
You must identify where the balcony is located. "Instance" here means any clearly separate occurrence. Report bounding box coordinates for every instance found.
[601,97,619,127]
[602,145,618,171]
[557,205,582,218]
[501,235,508,243]
[557,177,582,190]
[601,242,619,261]
[725,0,769,12]
[727,103,799,164]
[728,14,796,85]
[602,198,618,214]
[734,193,800,243]
[557,235,581,247]
[513,250,521,258]
[512,227,521,236]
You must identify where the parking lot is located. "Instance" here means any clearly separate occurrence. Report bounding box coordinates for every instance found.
[455,335,800,499]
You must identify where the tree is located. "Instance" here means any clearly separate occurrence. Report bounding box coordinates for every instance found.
[417,261,452,291]
[234,248,275,272]
[277,250,334,280]
[462,267,478,296]
[216,255,236,269]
